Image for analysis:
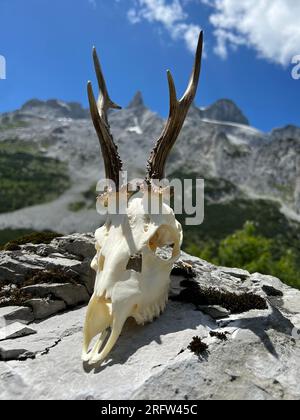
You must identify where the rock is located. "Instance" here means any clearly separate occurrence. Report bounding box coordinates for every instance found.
[199,99,250,125]
[199,305,230,319]
[22,283,89,307]
[25,298,66,320]
[262,285,284,297]
[0,322,36,341]
[0,306,34,326]
[0,252,82,286]
[127,91,145,110]
[0,347,30,362]
[218,267,250,280]
[53,233,95,260]
[0,235,299,400]
[0,255,34,285]
[0,233,96,300]
[20,99,88,119]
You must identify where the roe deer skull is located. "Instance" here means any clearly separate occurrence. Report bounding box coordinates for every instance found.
[82,32,203,365]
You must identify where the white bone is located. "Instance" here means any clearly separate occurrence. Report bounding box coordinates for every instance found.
[82,196,182,365]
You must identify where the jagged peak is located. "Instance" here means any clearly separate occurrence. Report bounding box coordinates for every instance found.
[199,98,250,126]
[19,99,88,119]
[127,91,145,109]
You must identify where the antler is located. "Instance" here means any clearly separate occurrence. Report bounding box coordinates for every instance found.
[146,31,203,182]
[87,47,123,190]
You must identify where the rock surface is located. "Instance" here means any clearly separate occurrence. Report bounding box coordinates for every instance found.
[0,234,299,400]
[25,298,67,320]
[0,233,95,320]
[0,322,36,341]
[0,306,34,326]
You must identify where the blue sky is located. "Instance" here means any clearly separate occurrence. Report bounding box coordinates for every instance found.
[0,0,299,132]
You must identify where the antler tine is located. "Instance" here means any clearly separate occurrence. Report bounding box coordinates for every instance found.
[92,47,122,122]
[180,31,203,105]
[147,31,203,182]
[88,47,123,190]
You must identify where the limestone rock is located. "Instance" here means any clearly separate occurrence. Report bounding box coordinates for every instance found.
[0,233,95,320]
[218,267,250,280]
[22,283,89,307]
[0,306,34,326]
[25,298,66,320]
[0,322,36,341]
[198,305,230,319]
[0,234,299,400]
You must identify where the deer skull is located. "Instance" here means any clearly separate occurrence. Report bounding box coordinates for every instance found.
[82,32,203,365]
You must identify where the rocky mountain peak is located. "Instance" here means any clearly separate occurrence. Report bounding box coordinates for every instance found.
[20,99,88,119]
[127,91,145,110]
[200,99,250,126]
[271,125,300,141]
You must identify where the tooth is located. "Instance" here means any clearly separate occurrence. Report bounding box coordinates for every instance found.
[134,313,144,325]
[89,329,108,360]
[154,303,161,317]
[88,316,127,365]
[82,294,112,362]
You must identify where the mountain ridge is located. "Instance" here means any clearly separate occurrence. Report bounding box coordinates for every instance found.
[2,94,252,127]
[0,94,299,242]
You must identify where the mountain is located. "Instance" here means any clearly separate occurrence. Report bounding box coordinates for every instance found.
[198,99,250,125]
[0,93,299,253]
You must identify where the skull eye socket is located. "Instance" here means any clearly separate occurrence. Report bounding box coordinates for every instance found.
[154,244,174,261]
[148,225,178,261]
[126,254,142,272]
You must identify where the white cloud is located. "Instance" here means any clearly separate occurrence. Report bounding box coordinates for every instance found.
[204,0,300,66]
[127,0,202,53]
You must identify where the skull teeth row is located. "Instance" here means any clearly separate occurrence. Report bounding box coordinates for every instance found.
[133,292,168,325]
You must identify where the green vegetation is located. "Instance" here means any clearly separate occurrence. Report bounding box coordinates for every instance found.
[82,183,97,202]
[0,138,36,154]
[68,183,96,212]
[187,222,300,290]
[0,139,70,213]
[68,201,87,212]
[171,169,300,290]
[0,120,29,131]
